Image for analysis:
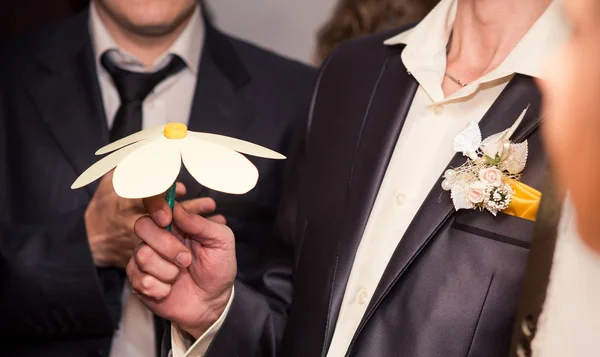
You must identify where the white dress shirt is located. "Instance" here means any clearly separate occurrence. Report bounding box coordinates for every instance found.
[180,1,578,356]
[88,2,204,356]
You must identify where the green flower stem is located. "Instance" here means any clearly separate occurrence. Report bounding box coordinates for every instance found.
[165,181,176,232]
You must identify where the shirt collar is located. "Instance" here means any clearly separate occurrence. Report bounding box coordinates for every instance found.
[382,0,568,103]
[89,0,204,74]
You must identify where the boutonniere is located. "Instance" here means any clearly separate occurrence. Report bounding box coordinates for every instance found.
[441,107,530,216]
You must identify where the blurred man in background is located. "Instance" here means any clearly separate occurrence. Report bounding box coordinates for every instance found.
[542,0,600,256]
[523,0,600,355]
[0,0,315,356]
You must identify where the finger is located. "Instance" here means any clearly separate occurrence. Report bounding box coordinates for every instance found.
[143,195,172,228]
[134,243,181,283]
[175,182,187,198]
[127,258,172,301]
[100,169,115,185]
[142,183,186,223]
[173,202,234,248]
[95,170,116,195]
[134,216,192,267]
[207,214,227,225]
[180,197,217,216]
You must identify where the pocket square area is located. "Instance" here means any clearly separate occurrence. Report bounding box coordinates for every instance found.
[502,181,541,221]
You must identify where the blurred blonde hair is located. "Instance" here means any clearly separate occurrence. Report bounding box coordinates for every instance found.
[315,0,439,64]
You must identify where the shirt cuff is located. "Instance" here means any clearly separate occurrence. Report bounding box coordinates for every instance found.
[171,286,235,357]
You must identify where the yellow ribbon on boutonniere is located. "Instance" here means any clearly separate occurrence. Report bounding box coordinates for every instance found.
[502,182,541,221]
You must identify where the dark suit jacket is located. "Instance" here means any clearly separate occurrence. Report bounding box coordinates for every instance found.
[199,27,547,357]
[0,8,315,357]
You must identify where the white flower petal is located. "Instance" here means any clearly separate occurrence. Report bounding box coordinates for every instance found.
[71,139,151,189]
[189,132,285,159]
[486,207,499,216]
[453,120,482,158]
[451,183,475,210]
[95,125,164,155]
[113,137,182,199]
[480,130,508,148]
[182,137,259,194]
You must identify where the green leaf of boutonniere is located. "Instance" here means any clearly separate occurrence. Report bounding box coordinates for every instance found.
[485,153,501,166]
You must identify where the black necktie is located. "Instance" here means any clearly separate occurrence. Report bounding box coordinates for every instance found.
[98,52,186,329]
[101,52,186,141]
[509,171,564,357]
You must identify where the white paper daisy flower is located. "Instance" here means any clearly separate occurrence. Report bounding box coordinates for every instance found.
[71,123,285,198]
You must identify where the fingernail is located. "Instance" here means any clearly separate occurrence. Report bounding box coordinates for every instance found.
[176,252,191,267]
[153,209,167,225]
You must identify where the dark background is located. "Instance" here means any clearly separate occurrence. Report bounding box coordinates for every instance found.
[0,0,213,43]
[0,0,89,42]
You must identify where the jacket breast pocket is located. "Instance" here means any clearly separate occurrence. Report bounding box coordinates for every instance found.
[451,209,535,249]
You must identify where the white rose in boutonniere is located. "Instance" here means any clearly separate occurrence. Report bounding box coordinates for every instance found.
[480,140,504,162]
[468,181,487,204]
[479,167,503,187]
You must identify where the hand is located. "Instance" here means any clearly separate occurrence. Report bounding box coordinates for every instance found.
[127,196,236,339]
[85,170,187,269]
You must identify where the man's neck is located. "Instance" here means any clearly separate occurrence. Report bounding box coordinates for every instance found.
[447,0,551,81]
[94,2,193,69]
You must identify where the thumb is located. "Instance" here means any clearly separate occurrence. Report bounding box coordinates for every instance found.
[143,194,172,228]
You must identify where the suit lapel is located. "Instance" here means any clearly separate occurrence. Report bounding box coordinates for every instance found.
[348,75,543,349]
[182,20,253,199]
[323,45,419,350]
[187,20,252,136]
[30,10,109,197]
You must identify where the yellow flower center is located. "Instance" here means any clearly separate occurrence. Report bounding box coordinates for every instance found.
[163,123,188,139]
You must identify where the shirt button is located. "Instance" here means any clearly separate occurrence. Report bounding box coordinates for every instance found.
[395,192,405,206]
[432,104,444,115]
[356,288,369,305]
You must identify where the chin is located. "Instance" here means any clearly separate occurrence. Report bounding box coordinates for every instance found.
[124,20,186,37]
[97,0,196,37]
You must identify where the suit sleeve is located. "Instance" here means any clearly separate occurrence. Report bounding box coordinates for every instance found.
[0,78,114,340]
[202,54,332,357]
[204,122,306,356]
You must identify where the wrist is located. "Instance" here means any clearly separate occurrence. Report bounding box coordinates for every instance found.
[182,285,234,339]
